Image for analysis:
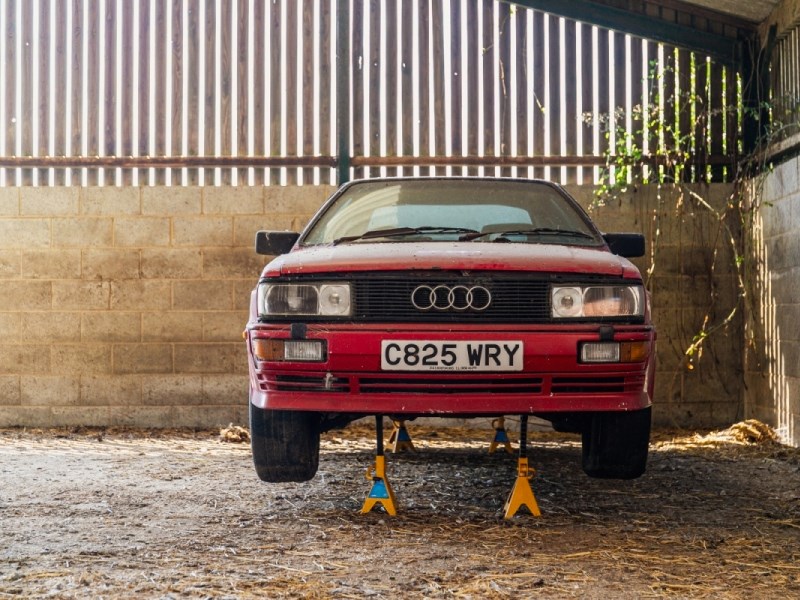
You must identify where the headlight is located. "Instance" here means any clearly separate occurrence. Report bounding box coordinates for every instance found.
[258,282,352,317]
[551,285,643,318]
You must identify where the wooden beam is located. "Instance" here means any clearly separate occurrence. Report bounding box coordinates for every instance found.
[0,154,735,169]
[759,0,800,43]
[336,0,351,185]
[645,0,756,31]
[0,156,338,168]
[349,154,735,167]
[503,0,742,65]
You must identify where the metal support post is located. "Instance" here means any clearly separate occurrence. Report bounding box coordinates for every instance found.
[503,415,541,518]
[388,420,416,453]
[361,415,398,515]
[489,416,514,454]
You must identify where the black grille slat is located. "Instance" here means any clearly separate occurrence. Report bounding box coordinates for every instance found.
[551,376,628,394]
[269,375,350,393]
[359,376,543,395]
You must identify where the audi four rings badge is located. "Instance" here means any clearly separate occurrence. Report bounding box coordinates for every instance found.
[411,285,492,311]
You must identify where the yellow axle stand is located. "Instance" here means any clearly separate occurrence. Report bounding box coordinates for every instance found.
[388,420,416,453]
[361,454,397,516]
[503,456,541,518]
[489,417,514,454]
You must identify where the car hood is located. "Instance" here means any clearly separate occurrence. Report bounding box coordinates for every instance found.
[263,242,641,279]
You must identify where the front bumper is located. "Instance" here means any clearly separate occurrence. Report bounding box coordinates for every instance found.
[245,322,656,416]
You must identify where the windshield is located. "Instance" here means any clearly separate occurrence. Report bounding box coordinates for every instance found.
[301,179,602,246]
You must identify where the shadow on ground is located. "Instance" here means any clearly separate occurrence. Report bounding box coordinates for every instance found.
[0,424,798,598]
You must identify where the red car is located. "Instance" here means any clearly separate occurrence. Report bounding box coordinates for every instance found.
[245,178,656,482]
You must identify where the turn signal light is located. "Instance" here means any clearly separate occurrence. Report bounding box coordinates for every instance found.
[580,341,650,363]
[620,341,649,362]
[252,339,285,361]
[252,338,326,362]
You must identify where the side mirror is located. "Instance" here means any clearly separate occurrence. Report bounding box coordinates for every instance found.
[603,233,645,258]
[255,231,300,255]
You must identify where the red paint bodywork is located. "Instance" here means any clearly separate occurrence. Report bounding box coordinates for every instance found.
[263,242,640,278]
[245,242,656,419]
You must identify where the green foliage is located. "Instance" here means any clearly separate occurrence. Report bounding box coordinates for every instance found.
[585,58,761,383]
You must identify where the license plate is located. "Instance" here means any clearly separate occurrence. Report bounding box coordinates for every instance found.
[381,340,523,372]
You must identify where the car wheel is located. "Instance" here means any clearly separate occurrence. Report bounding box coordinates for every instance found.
[581,406,651,479]
[249,400,321,483]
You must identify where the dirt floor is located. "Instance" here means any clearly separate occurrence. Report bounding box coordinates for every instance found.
[1,420,799,599]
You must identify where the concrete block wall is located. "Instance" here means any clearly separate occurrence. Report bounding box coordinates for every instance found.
[567,183,742,428]
[0,185,334,428]
[745,156,800,447]
[0,182,742,429]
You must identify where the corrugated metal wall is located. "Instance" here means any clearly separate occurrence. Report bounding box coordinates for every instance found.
[0,0,740,187]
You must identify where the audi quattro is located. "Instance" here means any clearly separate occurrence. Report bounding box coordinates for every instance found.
[245,177,656,483]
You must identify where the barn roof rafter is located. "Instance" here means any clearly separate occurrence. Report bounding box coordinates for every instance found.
[504,0,757,65]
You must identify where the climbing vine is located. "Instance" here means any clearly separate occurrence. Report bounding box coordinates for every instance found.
[583,55,779,410]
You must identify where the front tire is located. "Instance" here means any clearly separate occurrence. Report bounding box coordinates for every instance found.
[249,400,321,482]
[581,407,651,479]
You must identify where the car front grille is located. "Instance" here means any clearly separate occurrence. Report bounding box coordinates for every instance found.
[260,272,644,324]
[351,274,551,323]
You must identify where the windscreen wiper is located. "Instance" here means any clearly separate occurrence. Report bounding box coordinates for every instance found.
[334,226,478,245]
[459,228,596,242]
